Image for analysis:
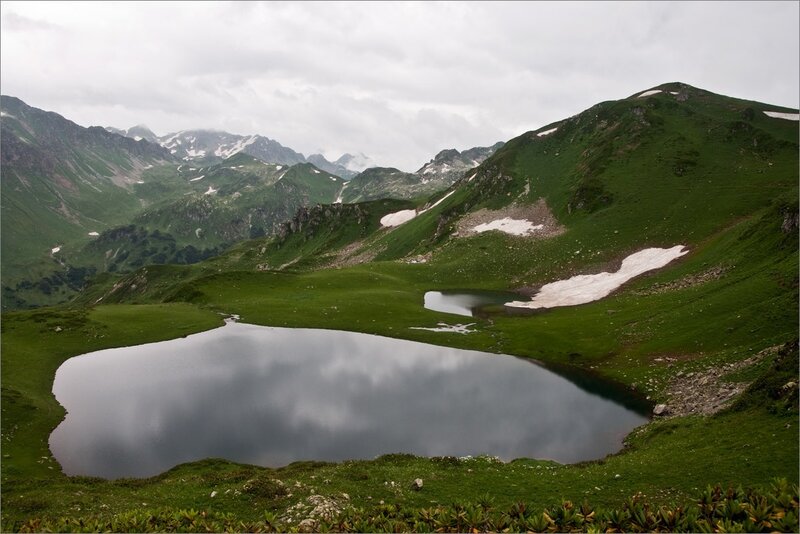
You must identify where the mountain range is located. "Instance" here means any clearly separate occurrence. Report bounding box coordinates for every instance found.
[106,124,369,180]
[1,95,502,309]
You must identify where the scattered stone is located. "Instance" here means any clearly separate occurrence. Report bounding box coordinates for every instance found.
[653,404,668,416]
[281,494,347,526]
[634,265,728,296]
[411,478,424,491]
[614,474,621,479]
[297,518,317,532]
[659,344,782,418]
[210,490,217,498]
[54,326,62,332]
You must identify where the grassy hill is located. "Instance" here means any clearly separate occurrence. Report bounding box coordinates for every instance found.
[0,96,177,286]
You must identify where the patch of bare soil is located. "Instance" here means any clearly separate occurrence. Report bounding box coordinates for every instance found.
[454,198,565,238]
[326,239,383,269]
[654,345,782,417]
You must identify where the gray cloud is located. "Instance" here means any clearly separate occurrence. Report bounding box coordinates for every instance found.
[1,1,797,170]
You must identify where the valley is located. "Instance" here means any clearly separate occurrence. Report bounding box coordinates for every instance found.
[1,82,798,532]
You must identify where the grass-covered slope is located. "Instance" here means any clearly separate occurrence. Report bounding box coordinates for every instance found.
[0,96,175,281]
[365,83,798,266]
[3,154,351,310]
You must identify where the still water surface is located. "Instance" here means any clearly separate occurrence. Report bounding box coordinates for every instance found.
[424,290,521,317]
[50,322,648,479]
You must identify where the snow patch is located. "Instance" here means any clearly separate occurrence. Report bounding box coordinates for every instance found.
[185,149,206,158]
[214,135,258,158]
[537,127,558,137]
[472,218,543,236]
[136,180,145,184]
[380,210,417,227]
[275,165,283,171]
[335,182,349,204]
[637,89,662,98]
[1,111,16,119]
[133,136,143,141]
[329,177,337,181]
[190,175,205,182]
[170,149,177,154]
[51,246,62,254]
[204,186,218,195]
[763,111,800,121]
[427,189,456,210]
[312,169,321,174]
[379,190,457,228]
[195,228,203,238]
[88,231,100,237]
[467,172,477,182]
[410,323,476,334]
[506,245,688,310]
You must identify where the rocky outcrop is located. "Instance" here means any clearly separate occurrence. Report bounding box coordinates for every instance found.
[781,208,798,234]
[658,345,783,417]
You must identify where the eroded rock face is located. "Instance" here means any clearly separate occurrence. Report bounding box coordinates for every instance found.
[659,345,783,417]
[781,209,798,234]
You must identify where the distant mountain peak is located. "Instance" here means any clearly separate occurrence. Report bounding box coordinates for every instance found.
[335,152,375,173]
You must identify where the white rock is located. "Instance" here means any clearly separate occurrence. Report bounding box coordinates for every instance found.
[653,404,668,416]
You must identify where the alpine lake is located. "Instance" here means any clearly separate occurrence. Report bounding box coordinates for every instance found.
[50,318,650,479]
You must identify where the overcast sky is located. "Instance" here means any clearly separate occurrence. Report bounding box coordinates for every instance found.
[2,1,798,171]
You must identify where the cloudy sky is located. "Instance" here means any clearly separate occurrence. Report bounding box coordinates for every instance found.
[2,1,798,171]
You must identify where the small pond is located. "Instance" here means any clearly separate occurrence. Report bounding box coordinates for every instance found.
[50,322,649,479]
[424,290,521,317]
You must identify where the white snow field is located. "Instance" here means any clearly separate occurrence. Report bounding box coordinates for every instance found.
[380,209,417,227]
[763,111,800,121]
[472,218,544,236]
[506,245,688,310]
[637,89,662,98]
[380,190,457,228]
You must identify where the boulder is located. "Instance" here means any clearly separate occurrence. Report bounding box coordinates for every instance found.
[653,404,668,416]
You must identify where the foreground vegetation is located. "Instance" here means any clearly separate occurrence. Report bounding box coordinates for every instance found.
[12,479,799,533]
